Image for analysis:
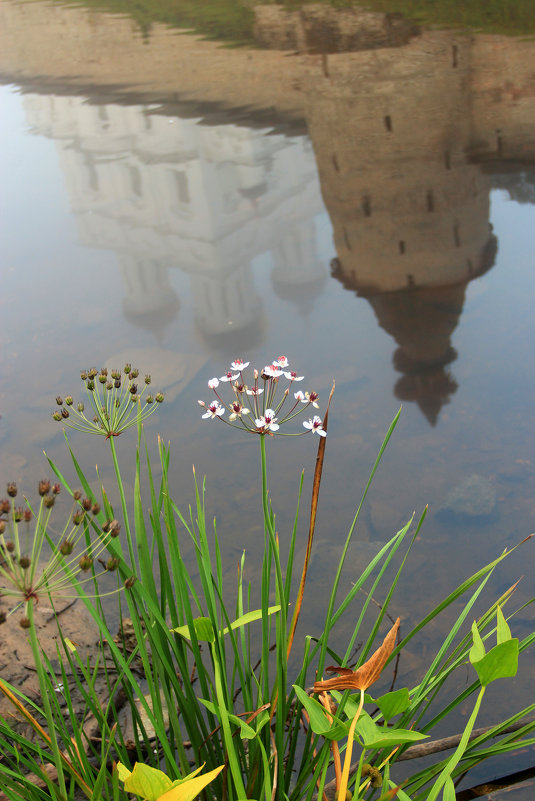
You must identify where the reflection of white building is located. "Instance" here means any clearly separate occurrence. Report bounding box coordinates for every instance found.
[23,95,326,337]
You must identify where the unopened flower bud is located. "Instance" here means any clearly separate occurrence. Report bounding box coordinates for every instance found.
[7,483,17,498]
[88,368,98,379]
[72,511,84,526]
[145,395,154,404]
[79,554,93,571]
[114,379,121,389]
[65,396,73,406]
[80,371,88,380]
[13,507,23,522]
[111,370,121,380]
[124,576,136,589]
[123,364,131,374]
[19,556,31,569]
[56,396,63,405]
[52,484,61,495]
[61,408,69,419]
[106,381,113,390]
[43,494,55,508]
[77,402,85,413]
[155,393,164,403]
[73,490,82,501]
[0,500,10,514]
[39,479,51,496]
[129,384,138,395]
[130,368,139,379]
[130,394,140,403]
[82,497,92,511]
[60,539,74,555]
[106,557,119,571]
[144,375,151,385]
[91,502,100,515]
[254,369,259,380]
[98,374,107,384]
[23,509,32,522]
[87,380,95,391]
[20,617,31,629]
[100,368,108,377]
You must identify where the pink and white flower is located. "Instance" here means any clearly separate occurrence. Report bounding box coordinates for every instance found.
[294,390,307,402]
[273,356,289,368]
[229,402,250,421]
[230,359,249,371]
[263,364,283,378]
[220,370,239,383]
[284,370,304,381]
[306,391,320,409]
[202,400,225,420]
[303,416,326,437]
[246,386,264,396]
[255,409,279,432]
[208,377,220,389]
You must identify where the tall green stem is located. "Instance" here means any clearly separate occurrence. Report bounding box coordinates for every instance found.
[108,436,135,568]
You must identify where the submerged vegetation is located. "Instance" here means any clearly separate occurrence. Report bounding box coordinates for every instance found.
[1,357,535,800]
[45,0,535,42]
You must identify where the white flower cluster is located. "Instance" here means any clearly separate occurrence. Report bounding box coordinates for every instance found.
[198,357,326,437]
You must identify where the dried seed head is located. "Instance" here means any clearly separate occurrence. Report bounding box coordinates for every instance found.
[61,408,69,419]
[87,380,95,391]
[109,520,121,537]
[144,374,151,385]
[65,396,73,406]
[77,402,85,413]
[79,554,93,572]
[106,557,119,572]
[124,576,136,589]
[145,395,154,404]
[43,494,55,509]
[88,368,98,379]
[98,374,107,384]
[23,509,32,523]
[91,503,100,515]
[73,490,82,501]
[123,364,131,375]
[7,483,17,498]
[19,556,31,569]
[55,396,63,406]
[72,511,84,526]
[80,371,88,380]
[13,507,23,522]
[114,379,121,389]
[82,497,92,511]
[52,484,61,495]
[0,500,10,514]
[39,479,51,497]
[59,540,74,556]
[52,411,62,421]
[5,540,14,552]
[102,520,111,533]
[155,393,164,403]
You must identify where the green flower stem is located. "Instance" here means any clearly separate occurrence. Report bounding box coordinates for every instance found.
[108,435,136,569]
[211,642,247,799]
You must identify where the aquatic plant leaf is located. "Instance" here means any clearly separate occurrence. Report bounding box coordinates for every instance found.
[469,620,486,663]
[158,765,224,801]
[172,606,280,640]
[472,639,519,686]
[119,762,173,799]
[199,698,260,740]
[373,688,411,722]
[293,685,347,739]
[496,605,512,644]
[355,712,427,749]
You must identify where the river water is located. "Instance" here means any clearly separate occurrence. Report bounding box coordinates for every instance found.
[1,0,535,785]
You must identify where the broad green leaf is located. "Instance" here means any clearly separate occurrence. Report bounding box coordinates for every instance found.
[496,606,511,644]
[469,621,486,664]
[374,688,411,722]
[173,617,215,643]
[120,762,173,800]
[356,713,427,749]
[472,639,519,686]
[158,765,224,801]
[292,685,347,739]
[199,698,258,740]
[172,606,280,641]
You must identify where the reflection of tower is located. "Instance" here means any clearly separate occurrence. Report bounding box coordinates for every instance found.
[22,93,325,346]
[271,219,326,318]
[304,28,500,423]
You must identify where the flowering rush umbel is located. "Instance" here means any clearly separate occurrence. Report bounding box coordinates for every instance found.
[198,357,326,437]
[52,365,164,438]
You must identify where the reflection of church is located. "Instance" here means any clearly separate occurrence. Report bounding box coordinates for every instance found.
[23,94,326,344]
[9,1,535,422]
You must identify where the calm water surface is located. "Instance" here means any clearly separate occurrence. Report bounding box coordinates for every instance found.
[1,0,535,782]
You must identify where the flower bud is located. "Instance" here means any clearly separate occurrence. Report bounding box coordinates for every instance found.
[61,408,69,419]
[7,483,17,498]
[102,520,111,532]
[144,375,151,385]
[145,395,154,404]
[98,374,107,384]
[88,368,98,379]
[106,381,113,391]
[20,617,31,629]
[114,379,121,389]
[39,479,51,496]
[56,396,63,405]
[43,494,55,508]
[79,554,93,571]
[19,556,31,569]
[72,511,84,526]
[52,484,61,495]
[0,500,10,514]
[23,509,32,522]
[129,384,138,395]
[60,539,74,555]
[130,394,140,403]
[87,380,95,391]
[109,520,121,537]
[123,364,131,375]
[13,507,23,522]
[111,370,121,380]
[65,396,73,406]
[91,502,100,515]
[80,371,88,380]
[73,490,82,501]
[130,368,139,379]
[155,393,164,403]
[124,576,136,589]
[77,402,85,413]
[82,497,92,511]
[100,367,108,377]
[106,557,119,572]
